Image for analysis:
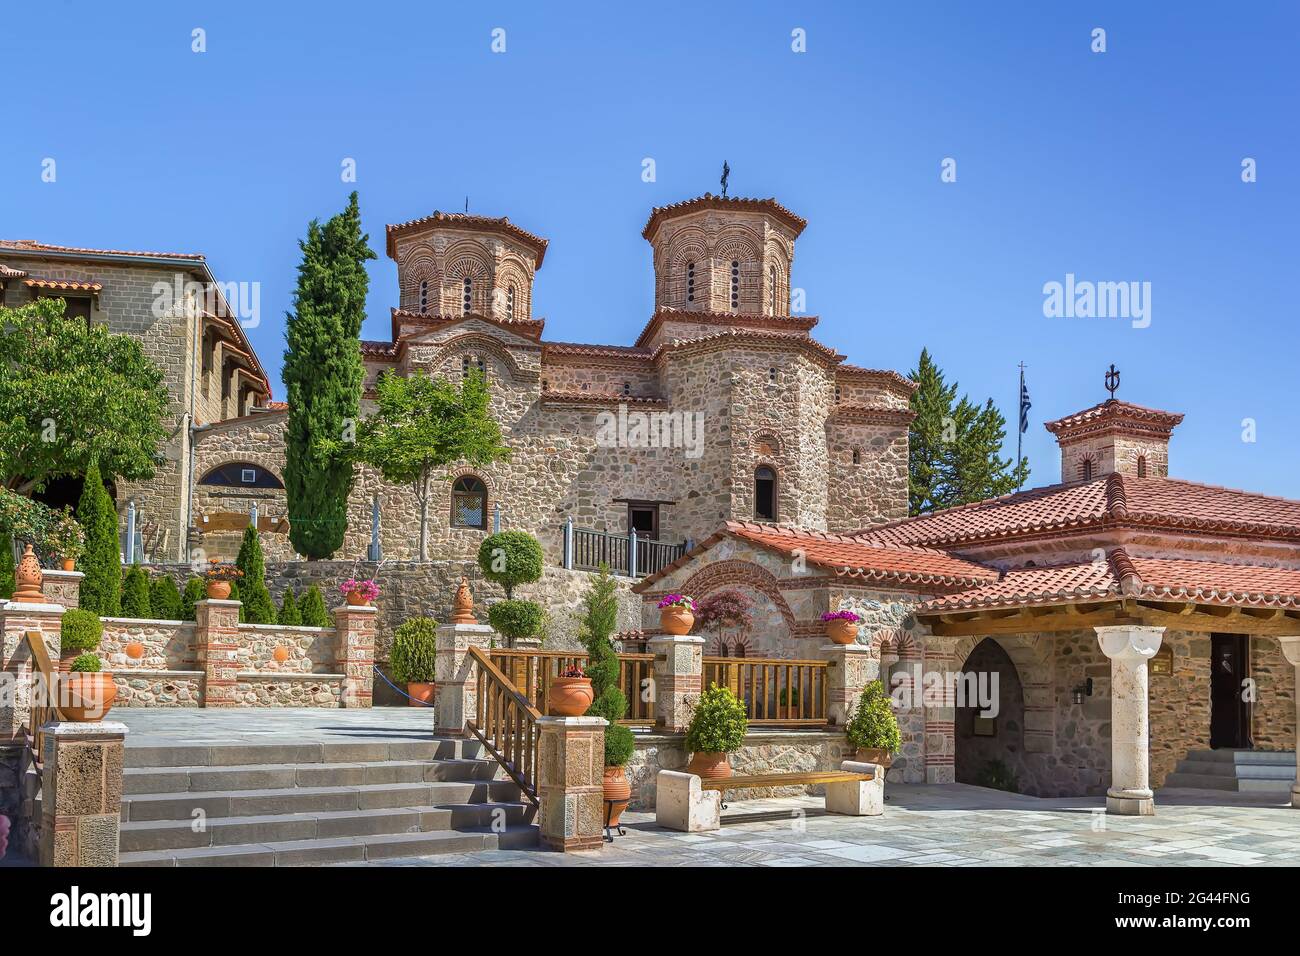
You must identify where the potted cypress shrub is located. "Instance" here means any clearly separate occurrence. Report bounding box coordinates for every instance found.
[685,683,747,780]
[846,680,901,767]
[577,567,636,826]
[59,608,103,671]
[389,617,438,707]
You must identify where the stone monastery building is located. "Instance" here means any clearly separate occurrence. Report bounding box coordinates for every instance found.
[3,193,1299,808]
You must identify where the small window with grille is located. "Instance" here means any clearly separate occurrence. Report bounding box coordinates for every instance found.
[686,261,695,303]
[730,260,740,310]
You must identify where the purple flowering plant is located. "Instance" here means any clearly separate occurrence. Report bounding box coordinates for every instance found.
[657,594,696,611]
[821,610,861,623]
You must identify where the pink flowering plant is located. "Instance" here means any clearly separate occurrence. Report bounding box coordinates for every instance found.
[821,610,861,623]
[657,594,695,611]
[340,578,380,602]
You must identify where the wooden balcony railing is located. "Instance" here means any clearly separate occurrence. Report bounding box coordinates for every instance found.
[702,656,830,726]
[21,629,64,780]
[465,646,540,808]
[488,648,657,726]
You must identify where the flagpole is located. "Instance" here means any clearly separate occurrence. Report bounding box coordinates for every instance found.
[1017,362,1025,490]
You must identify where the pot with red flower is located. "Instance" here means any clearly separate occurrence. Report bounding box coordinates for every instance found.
[548,663,594,717]
[203,561,243,600]
[657,594,696,636]
[341,578,380,607]
[822,609,862,645]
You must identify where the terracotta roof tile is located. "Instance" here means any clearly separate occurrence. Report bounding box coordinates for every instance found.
[385,213,548,266]
[23,277,103,292]
[642,194,807,240]
[633,308,819,348]
[1045,398,1184,440]
[0,239,205,261]
[0,263,27,278]
[360,339,399,358]
[835,364,917,393]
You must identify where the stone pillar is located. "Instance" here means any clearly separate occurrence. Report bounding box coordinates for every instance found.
[0,599,65,746]
[821,642,879,727]
[922,638,957,785]
[333,604,376,708]
[1097,625,1164,815]
[1278,637,1300,809]
[40,720,127,867]
[647,634,703,733]
[536,716,606,851]
[41,569,84,610]
[434,621,493,736]
[194,599,241,708]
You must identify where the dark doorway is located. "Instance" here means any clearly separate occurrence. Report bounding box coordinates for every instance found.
[754,467,777,521]
[1210,634,1253,749]
[627,503,659,539]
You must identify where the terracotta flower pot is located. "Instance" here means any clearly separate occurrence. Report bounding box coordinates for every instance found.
[659,606,694,636]
[855,747,894,769]
[407,682,435,707]
[548,677,593,717]
[206,580,231,600]
[61,671,117,722]
[826,619,859,645]
[124,642,145,661]
[346,590,371,607]
[686,751,732,780]
[61,558,76,572]
[603,765,631,827]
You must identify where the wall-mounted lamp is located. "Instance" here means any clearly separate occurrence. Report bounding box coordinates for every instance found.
[1071,678,1094,704]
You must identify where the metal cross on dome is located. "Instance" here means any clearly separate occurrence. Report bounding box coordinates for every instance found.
[720,160,730,197]
[1105,364,1121,399]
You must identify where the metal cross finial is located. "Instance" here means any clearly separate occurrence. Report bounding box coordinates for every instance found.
[720,160,730,198]
[1105,364,1121,399]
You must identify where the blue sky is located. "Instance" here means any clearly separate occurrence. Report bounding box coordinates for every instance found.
[3,1,1296,495]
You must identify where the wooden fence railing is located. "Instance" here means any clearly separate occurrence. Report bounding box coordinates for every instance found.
[465,646,540,808]
[488,648,656,726]
[702,656,830,726]
[21,629,64,781]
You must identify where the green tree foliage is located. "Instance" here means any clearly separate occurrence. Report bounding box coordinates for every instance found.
[846,680,902,753]
[235,524,277,624]
[908,349,1029,515]
[228,579,245,623]
[278,588,302,626]
[283,192,375,559]
[343,369,510,560]
[0,536,13,600]
[577,566,635,766]
[149,575,182,620]
[120,566,151,619]
[487,599,545,642]
[299,584,330,627]
[389,617,439,684]
[76,459,120,616]
[476,530,543,600]
[0,298,169,493]
[181,577,205,621]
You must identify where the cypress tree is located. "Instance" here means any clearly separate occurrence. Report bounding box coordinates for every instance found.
[283,192,375,559]
[0,535,14,600]
[228,579,245,623]
[150,575,183,620]
[299,585,330,627]
[278,588,302,626]
[120,566,151,618]
[181,577,205,621]
[236,524,277,624]
[77,459,120,615]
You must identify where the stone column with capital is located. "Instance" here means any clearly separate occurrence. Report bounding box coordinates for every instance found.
[333,603,376,708]
[647,634,703,733]
[1278,636,1300,809]
[536,715,606,852]
[434,578,493,736]
[195,598,241,708]
[821,641,879,728]
[1096,625,1164,815]
[40,720,128,867]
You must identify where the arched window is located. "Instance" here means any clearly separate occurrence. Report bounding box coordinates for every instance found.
[730,260,740,310]
[769,264,777,314]
[754,466,777,521]
[418,280,429,314]
[462,354,486,380]
[506,284,516,319]
[1080,458,1094,482]
[1136,455,1147,478]
[450,476,487,529]
[686,261,696,304]
[199,462,284,489]
[462,277,472,314]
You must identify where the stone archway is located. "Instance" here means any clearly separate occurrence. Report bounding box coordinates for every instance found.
[954,638,1029,793]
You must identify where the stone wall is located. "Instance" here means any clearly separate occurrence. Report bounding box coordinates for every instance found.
[1251,637,1297,750]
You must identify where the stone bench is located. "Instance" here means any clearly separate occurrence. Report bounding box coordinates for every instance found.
[655,761,884,832]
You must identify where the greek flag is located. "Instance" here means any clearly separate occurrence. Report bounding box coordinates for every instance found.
[1019,371,1032,434]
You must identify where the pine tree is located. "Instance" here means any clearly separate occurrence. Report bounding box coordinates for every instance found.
[299,585,330,627]
[180,577,205,621]
[278,589,302,626]
[236,524,277,624]
[76,459,120,615]
[120,566,151,618]
[283,192,375,559]
[908,349,1029,515]
[228,579,245,623]
[150,575,183,620]
[0,535,14,600]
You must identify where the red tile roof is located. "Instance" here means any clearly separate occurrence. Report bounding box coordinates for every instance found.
[23,277,103,292]
[862,473,1300,547]
[633,308,819,349]
[835,364,918,393]
[542,341,654,363]
[0,239,205,261]
[385,213,548,266]
[0,263,27,278]
[390,308,545,343]
[360,339,399,359]
[642,194,808,240]
[1044,398,1184,441]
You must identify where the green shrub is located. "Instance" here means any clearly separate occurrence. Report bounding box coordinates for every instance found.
[487,599,545,641]
[685,683,747,754]
[76,460,120,616]
[278,589,302,626]
[228,579,244,622]
[236,525,277,624]
[180,577,205,621]
[299,585,330,627]
[778,687,800,707]
[0,535,14,600]
[604,723,635,768]
[476,531,543,599]
[242,582,278,625]
[69,653,102,673]
[120,566,151,618]
[977,758,1019,793]
[575,567,633,765]
[150,575,182,620]
[389,617,438,683]
[60,608,104,653]
[846,680,901,753]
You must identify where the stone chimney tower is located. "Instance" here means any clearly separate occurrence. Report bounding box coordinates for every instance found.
[1044,399,1184,482]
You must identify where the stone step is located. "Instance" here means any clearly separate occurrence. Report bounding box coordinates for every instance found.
[119,826,538,867]
[119,802,534,853]
[124,738,484,769]
[123,758,498,795]
[121,779,522,822]
[1163,771,1294,793]
[1181,749,1296,767]
[1174,759,1296,781]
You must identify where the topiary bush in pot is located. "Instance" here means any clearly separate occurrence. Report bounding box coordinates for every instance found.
[476,530,543,599]
[60,608,104,655]
[685,683,747,779]
[389,616,439,707]
[487,599,545,645]
[846,679,901,765]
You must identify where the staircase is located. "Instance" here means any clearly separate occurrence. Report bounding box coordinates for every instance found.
[115,737,537,866]
[1164,749,1297,794]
